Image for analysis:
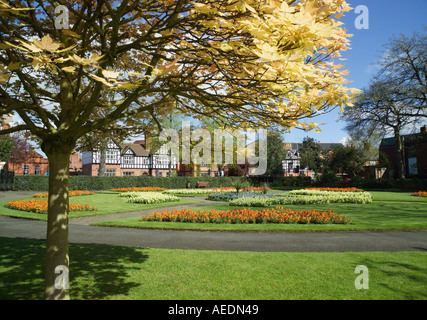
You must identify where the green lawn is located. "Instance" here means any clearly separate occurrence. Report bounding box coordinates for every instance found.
[0,192,202,221]
[94,191,427,231]
[0,237,425,300]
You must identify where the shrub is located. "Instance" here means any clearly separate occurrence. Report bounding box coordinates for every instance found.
[13,175,249,191]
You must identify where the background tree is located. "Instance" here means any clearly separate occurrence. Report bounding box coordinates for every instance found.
[7,131,32,165]
[0,0,357,299]
[265,132,286,177]
[341,79,422,180]
[341,28,426,180]
[376,28,427,118]
[0,134,13,162]
[299,136,323,176]
[324,144,367,178]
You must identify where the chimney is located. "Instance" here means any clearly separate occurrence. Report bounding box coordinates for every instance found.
[421,125,427,133]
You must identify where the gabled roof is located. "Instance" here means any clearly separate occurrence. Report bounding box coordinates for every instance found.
[120,143,150,157]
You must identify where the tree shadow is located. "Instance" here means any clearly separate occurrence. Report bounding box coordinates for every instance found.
[358,257,427,299]
[0,237,148,300]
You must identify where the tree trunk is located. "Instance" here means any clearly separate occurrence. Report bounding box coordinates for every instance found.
[43,143,73,300]
[394,129,405,180]
[98,139,108,176]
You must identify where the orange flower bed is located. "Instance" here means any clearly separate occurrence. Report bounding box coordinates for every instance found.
[212,186,269,193]
[411,191,427,197]
[33,190,95,198]
[305,187,365,192]
[5,199,98,214]
[141,207,351,224]
[110,187,168,192]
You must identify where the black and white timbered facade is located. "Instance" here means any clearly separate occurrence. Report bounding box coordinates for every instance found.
[82,139,177,176]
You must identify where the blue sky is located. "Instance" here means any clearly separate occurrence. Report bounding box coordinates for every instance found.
[284,0,427,144]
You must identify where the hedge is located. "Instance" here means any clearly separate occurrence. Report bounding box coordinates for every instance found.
[12,175,250,191]
[10,174,427,191]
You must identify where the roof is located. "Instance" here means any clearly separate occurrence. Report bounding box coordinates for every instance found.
[121,143,150,157]
[380,132,427,148]
[284,142,342,151]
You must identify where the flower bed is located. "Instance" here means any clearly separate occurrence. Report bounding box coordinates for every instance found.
[228,190,372,206]
[208,191,276,202]
[5,199,98,214]
[162,188,217,195]
[305,187,365,192]
[33,190,95,198]
[123,191,180,204]
[141,207,351,224]
[411,191,427,197]
[111,187,167,192]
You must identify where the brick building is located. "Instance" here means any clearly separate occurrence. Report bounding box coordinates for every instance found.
[379,126,427,178]
[5,150,50,176]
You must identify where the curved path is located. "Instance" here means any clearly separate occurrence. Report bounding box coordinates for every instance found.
[0,192,426,252]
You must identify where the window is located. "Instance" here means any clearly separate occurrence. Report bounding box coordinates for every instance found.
[123,155,134,165]
[23,165,29,175]
[143,157,150,165]
[106,150,118,161]
[123,172,135,176]
[34,165,40,175]
[97,169,116,176]
[155,155,169,166]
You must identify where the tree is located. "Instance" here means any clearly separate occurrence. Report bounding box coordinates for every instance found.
[341,79,422,179]
[0,0,357,299]
[376,29,427,118]
[7,131,32,165]
[265,132,286,177]
[299,136,322,175]
[324,144,367,178]
[0,133,14,162]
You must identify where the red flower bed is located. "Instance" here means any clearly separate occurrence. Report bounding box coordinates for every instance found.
[411,191,427,197]
[110,187,167,192]
[305,187,365,192]
[5,199,98,214]
[33,190,95,198]
[141,207,351,224]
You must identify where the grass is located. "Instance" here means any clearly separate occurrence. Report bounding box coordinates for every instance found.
[0,192,202,221]
[93,191,427,231]
[0,237,425,300]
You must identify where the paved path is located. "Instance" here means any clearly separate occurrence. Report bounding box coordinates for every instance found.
[1,191,426,252]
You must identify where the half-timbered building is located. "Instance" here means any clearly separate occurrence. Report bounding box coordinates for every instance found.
[82,139,177,176]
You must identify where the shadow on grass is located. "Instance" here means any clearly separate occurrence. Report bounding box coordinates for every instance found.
[0,237,148,300]
[359,257,427,300]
